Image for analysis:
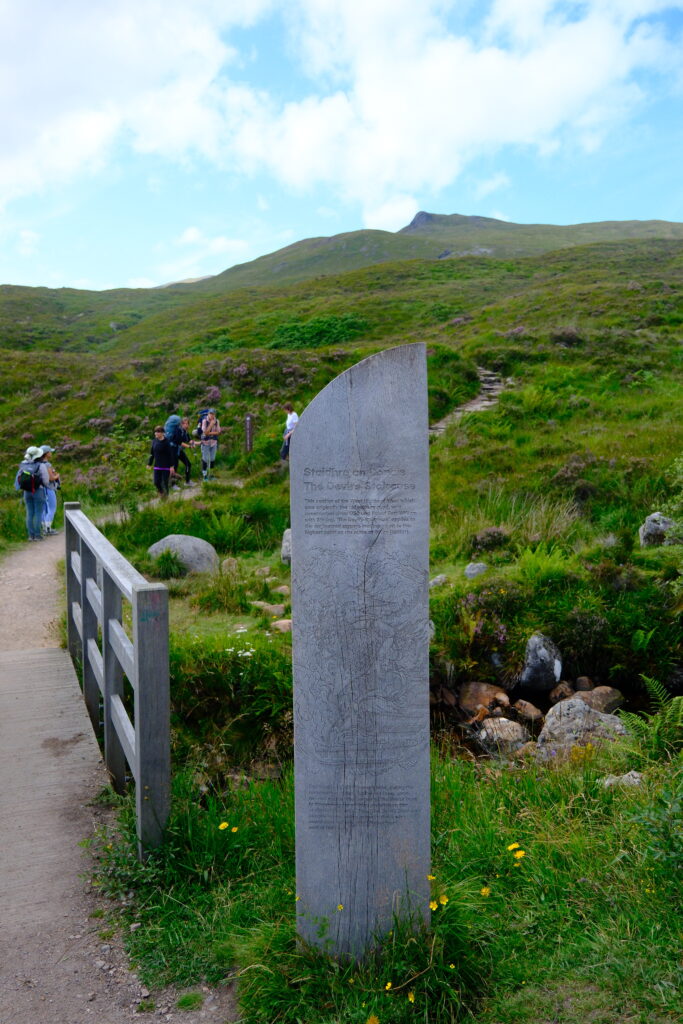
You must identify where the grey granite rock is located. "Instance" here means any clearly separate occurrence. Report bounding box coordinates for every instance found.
[520,633,562,692]
[639,512,677,547]
[148,534,218,573]
[536,697,627,754]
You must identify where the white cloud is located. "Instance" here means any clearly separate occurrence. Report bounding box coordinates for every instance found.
[0,0,681,221]
[474,172,511,200]
[17,229,40,257]
[176,226,249,256]
[362,194,419,232]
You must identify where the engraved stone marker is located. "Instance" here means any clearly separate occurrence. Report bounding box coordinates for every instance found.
[290,343,430,958]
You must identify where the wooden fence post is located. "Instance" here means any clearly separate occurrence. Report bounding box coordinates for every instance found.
[133,584,170,857]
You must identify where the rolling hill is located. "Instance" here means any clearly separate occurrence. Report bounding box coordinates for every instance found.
[3,213,683,352]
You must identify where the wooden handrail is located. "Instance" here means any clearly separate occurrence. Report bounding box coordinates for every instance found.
[64,502,170,859]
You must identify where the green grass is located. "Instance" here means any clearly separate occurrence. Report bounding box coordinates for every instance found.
[93,742,683,1023]
[4,230,683,1021]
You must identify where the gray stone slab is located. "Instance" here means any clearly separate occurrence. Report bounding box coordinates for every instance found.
[290,343,431,959]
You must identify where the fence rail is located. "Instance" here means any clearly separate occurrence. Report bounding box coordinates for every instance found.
[64,502,170,859]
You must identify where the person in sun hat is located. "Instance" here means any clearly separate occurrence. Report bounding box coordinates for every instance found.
[14,446,50,541]
[39,445,61,535]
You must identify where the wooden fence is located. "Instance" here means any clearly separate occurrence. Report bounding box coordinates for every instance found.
[64,502,170,859]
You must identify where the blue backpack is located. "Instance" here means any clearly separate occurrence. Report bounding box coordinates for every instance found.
[164,415,182,445]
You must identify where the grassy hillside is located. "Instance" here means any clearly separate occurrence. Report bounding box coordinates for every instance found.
[2,215,683,351]
[1,231,681,1023]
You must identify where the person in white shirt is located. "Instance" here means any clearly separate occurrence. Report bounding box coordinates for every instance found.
[280,402,299,461]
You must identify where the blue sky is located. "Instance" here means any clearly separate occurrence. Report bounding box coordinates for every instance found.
[1,0,682,291]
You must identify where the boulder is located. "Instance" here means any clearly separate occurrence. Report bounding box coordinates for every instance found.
[272,619,292,633]
[575,686,624,714]
[273,584,290,596]
[477,717,530,755]
[429,574,448,588]
[251,601,286,617]
[221,556,239,576]
[599,770,643,789]
[549,681,575,704]
[519,633,562,692]
[574,675,594,691]
[464,562,488,579]
[148,534,218,574]
[460,681,510,717]
[639,512,676,547]
[536,697,627,755]
[513,699,544,725]
[281,528,292,564]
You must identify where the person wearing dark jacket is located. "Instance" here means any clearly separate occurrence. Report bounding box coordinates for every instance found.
[175,417,196,486]
[148,426,175,495]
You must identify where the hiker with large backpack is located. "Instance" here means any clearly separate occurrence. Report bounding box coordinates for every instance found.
[14,446,50,541]
[163,414,184,491]
[199,408,221,481]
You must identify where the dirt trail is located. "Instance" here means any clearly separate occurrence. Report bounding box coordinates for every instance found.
[0,531,237,1024]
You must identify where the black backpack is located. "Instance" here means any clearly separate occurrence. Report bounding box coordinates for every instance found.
[194,409,210,439]
[17,462,42,493]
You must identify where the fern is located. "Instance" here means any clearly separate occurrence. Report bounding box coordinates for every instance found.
[640,673,674,713]
[620,678,683,761]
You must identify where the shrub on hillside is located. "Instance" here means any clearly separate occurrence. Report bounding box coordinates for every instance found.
[268,314,368,349]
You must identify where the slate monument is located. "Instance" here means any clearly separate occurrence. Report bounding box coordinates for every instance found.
[290,343,431,958]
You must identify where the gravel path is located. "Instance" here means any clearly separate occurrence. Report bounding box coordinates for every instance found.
[0,534,238,1024]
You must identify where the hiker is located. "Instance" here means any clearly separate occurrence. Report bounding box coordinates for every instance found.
[200,408,221,481]
[280,402,299,461]
[39,444,61,535]
[14,446,50,541]
[148,425,175,496]
[176,417,197,486]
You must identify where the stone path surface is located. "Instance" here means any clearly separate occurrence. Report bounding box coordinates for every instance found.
[0,533,237,1024]
[429,366,509,437]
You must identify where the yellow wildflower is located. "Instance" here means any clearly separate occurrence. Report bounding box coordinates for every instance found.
[427,874,436,880]
[337,904,344,911]
[231,826,239,833]
[218,822,229,830]
[449,963,455,969]
[507,842,520,851]
[439,894,449,905]
[514,850,525,860]
[366,1016,380,1024]
[429,900,438,911]
[385,981,392,991]
[408,991,415,1003]
[480,886,491,897]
